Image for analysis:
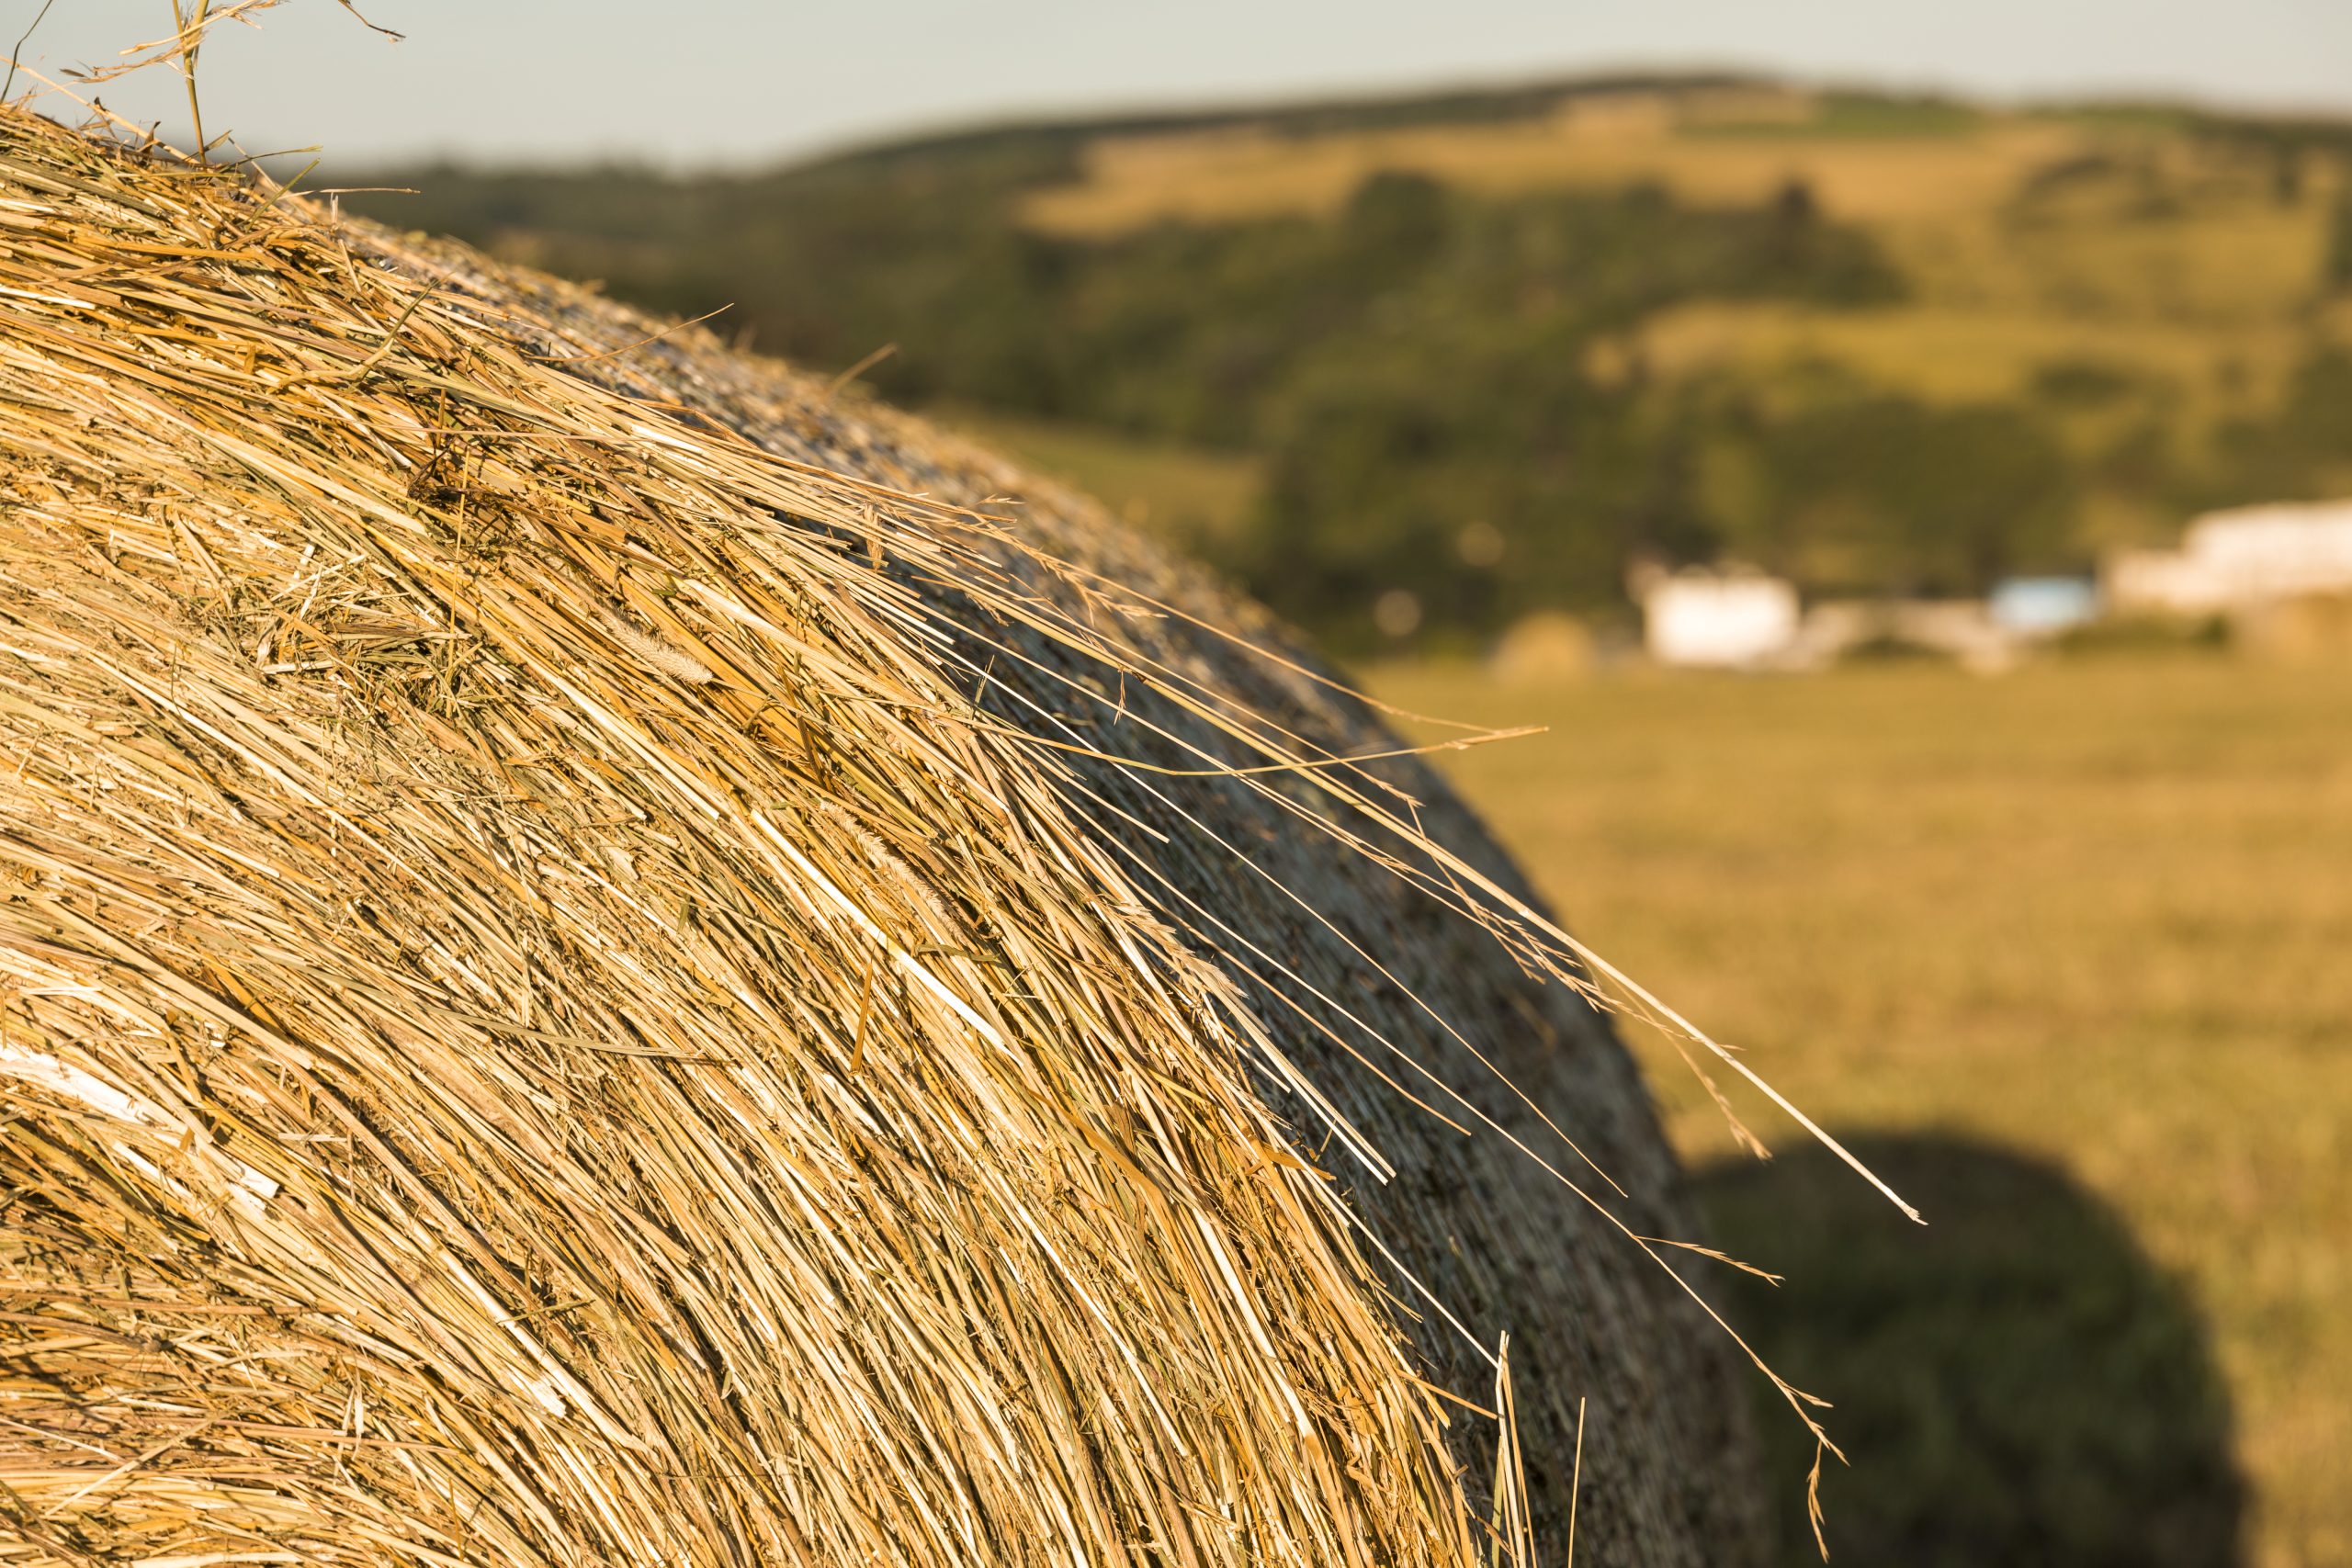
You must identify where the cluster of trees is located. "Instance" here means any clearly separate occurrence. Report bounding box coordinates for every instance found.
[351,94,2352,649]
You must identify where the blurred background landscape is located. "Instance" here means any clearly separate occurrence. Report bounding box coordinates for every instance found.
[339,78,2352,656]
[13,5,2347,1562]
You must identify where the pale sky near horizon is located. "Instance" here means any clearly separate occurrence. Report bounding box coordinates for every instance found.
[6,0,2351,169]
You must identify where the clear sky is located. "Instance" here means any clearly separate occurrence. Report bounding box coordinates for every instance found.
[8,0,2352,169]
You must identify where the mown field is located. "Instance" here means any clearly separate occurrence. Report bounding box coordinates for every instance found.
[1372,652,2352,1567]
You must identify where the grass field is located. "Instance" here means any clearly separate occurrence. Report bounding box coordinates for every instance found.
[1372,652,2352,1567]
[1018,99,2084,234]
[939,406,1261,556]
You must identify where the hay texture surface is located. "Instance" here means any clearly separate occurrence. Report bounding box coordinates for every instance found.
[0,108,1764,1565]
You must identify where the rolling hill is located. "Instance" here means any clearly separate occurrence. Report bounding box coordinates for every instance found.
[343,75,2352,649]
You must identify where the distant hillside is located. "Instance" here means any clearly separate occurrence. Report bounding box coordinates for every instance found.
[344,77,2352,649]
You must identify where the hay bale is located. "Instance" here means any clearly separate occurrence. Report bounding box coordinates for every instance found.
[1490,610,1599,683]
[2235,591,2352,664]
[0,108,1776,1565]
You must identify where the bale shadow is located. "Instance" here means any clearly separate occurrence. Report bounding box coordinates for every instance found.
[1689,1134,2245,1567]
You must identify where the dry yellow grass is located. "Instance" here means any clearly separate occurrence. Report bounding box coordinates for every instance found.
[1899,194,2331,323]
[1019,110,2080,236]
[1375,653,2352,1568]
[1616,301,2307,411]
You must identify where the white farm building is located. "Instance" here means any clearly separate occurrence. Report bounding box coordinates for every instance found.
[2108,501,2352,615]
[1642,567,1801,668]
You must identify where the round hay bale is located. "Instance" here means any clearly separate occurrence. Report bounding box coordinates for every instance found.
[1490,610,1599,683]
[0,109,1785,1565]
[2234,591,2352,665]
